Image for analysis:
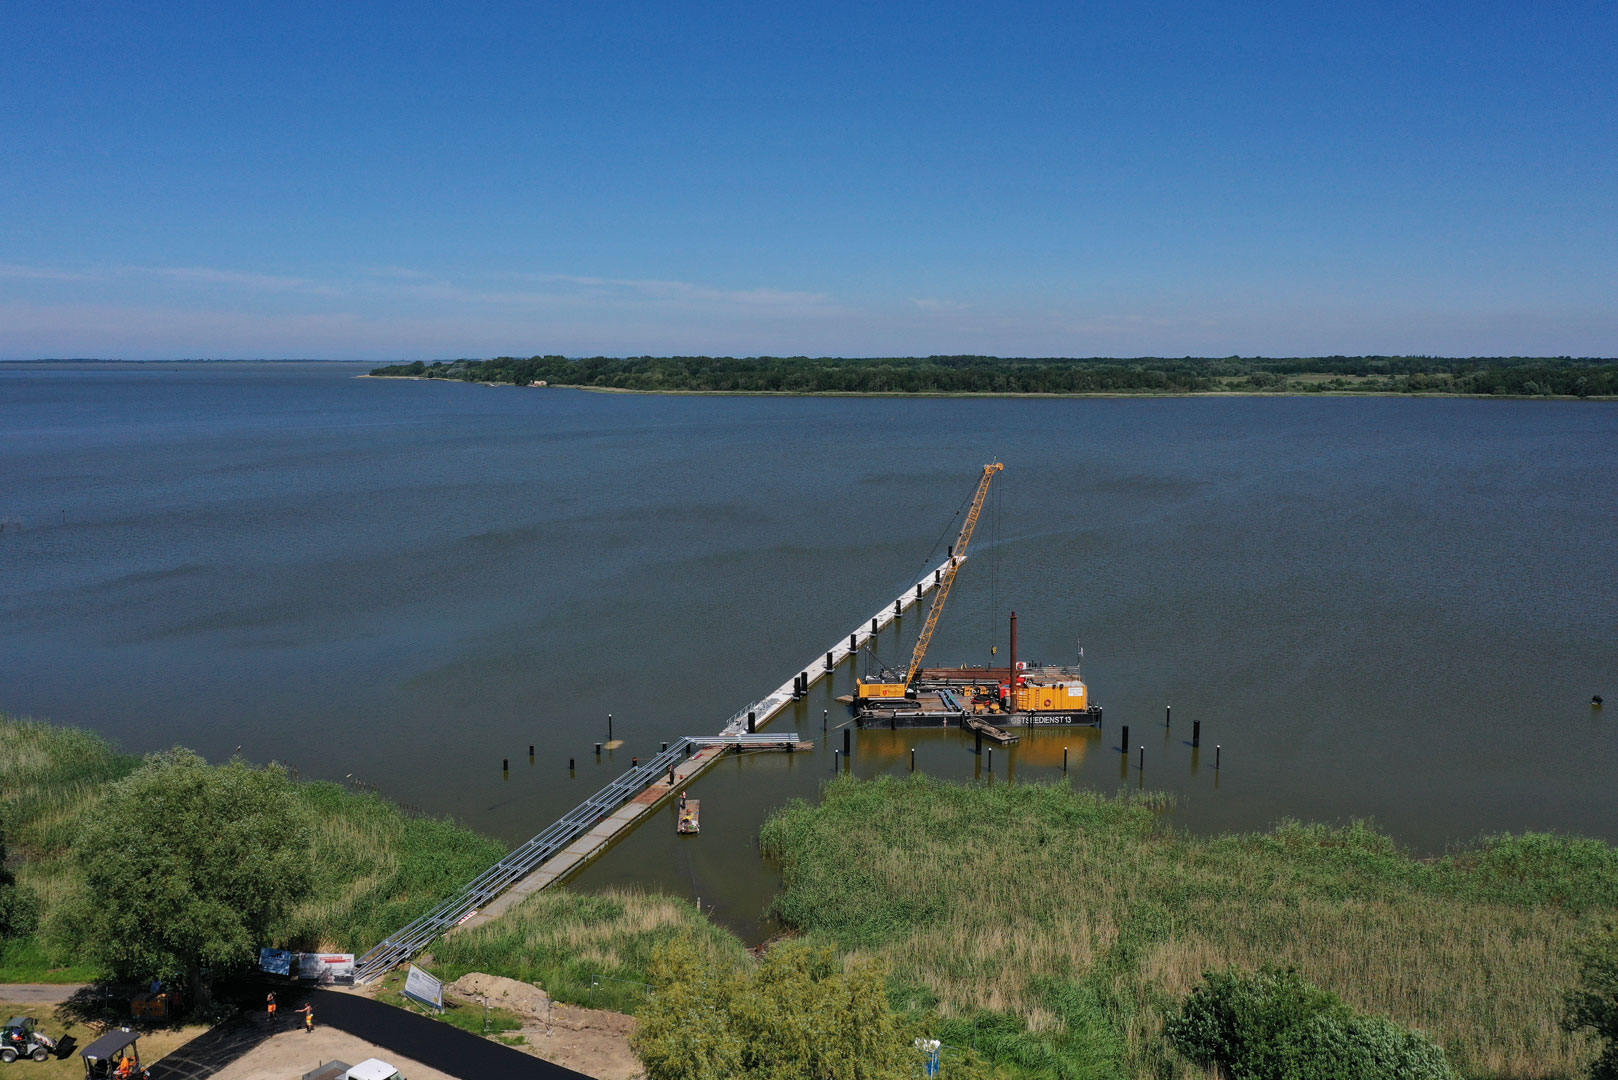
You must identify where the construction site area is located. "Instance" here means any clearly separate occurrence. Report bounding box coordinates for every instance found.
[354,462,1103,983]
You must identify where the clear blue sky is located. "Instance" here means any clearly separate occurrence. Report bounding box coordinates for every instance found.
[2,1,1614,359]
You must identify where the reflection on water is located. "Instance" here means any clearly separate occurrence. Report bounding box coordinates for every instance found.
[3,363,1616,940]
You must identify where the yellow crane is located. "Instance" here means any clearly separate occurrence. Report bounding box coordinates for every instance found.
[858,462,1002,700]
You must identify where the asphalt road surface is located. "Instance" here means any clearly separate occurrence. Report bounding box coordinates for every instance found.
[151,988,591,1080]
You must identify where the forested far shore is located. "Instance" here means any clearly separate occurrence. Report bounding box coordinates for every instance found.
[368,354,1618,396]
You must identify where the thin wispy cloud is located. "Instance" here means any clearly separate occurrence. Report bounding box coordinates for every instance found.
[132,266,329,293]
[0,263,101,282]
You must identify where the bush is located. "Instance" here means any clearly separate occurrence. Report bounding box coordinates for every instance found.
[1167,967,1452,1080]
[633,936,913,1080]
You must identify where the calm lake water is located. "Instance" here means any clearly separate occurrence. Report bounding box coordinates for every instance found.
[4,362,1615,938]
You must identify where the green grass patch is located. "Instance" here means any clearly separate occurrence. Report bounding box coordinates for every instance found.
[429,887,748,1015]
[761,774,1611,1079]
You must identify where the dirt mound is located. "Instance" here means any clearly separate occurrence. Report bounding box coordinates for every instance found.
[447,972,551,1018]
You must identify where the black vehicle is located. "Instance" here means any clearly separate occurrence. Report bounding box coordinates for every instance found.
[0,1017,56,1063]
[79,1029,147,1079]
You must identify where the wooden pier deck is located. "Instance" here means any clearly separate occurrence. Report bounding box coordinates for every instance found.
[354,560,954,980]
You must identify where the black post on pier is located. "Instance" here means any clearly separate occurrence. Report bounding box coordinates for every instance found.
[1192,720,1201,748]
[843,727,851,758]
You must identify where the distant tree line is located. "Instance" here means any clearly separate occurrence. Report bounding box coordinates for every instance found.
[369,354,1618,396]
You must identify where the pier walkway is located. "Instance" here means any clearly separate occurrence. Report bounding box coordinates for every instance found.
[354,558,955,983]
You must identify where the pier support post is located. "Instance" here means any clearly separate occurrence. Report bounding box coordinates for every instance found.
[987,748,992,772]
[502,758,508,771]
[748,711,756,732]
[1138,746,1144,771]
[1192,720,1201,748]
[1063,747,1069,773]
[910,748,916,772]
[529,744,535,758]
[934,569,941,584]
[569,758,575,771]
[894,600,901,617]
[661,741,668,753]
[834,749,839,770]
[871,618,878,633]
[843,727,850,757]
[1121,724,1129,755]
[826,651,834,671]
[1166,705,1171,726]
[607,714,613,742]
[975,729,982,755]
[1215,745,1221,770]
[823,708,828,728]
[915,583,922,599]
[595,742,602,757]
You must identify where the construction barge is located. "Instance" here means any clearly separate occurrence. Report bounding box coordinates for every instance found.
[849,463,1103,734]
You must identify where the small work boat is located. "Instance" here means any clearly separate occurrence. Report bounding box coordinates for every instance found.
[677,798,700,834]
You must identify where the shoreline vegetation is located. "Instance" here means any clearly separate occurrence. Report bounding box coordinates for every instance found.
[367,354,1618,398]
[5,714,1615,1078]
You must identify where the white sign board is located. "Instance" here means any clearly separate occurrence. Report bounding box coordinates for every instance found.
[297,952,356,985]
[403,964,443,1011]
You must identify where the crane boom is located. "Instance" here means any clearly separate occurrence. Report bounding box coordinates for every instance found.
[904,462,1002,684]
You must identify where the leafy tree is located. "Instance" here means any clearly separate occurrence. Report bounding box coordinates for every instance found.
[632,934,746,1080]
[633,936,912,1080]
[1565,924,1618,1080]
[52,749,313,999]
[1166,966,1452,1080]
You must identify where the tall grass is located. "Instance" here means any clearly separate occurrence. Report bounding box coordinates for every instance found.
[430,887,748,1015]
[761,775,1609,1079]
[0,713,504,965]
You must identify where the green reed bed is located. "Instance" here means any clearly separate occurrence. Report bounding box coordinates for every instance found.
[760,774,1615,1080]
[429,887,748,1015]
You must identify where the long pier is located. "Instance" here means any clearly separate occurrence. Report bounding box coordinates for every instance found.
[353,557,957,983]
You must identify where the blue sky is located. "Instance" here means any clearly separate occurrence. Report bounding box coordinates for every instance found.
[2,1,1614,359]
